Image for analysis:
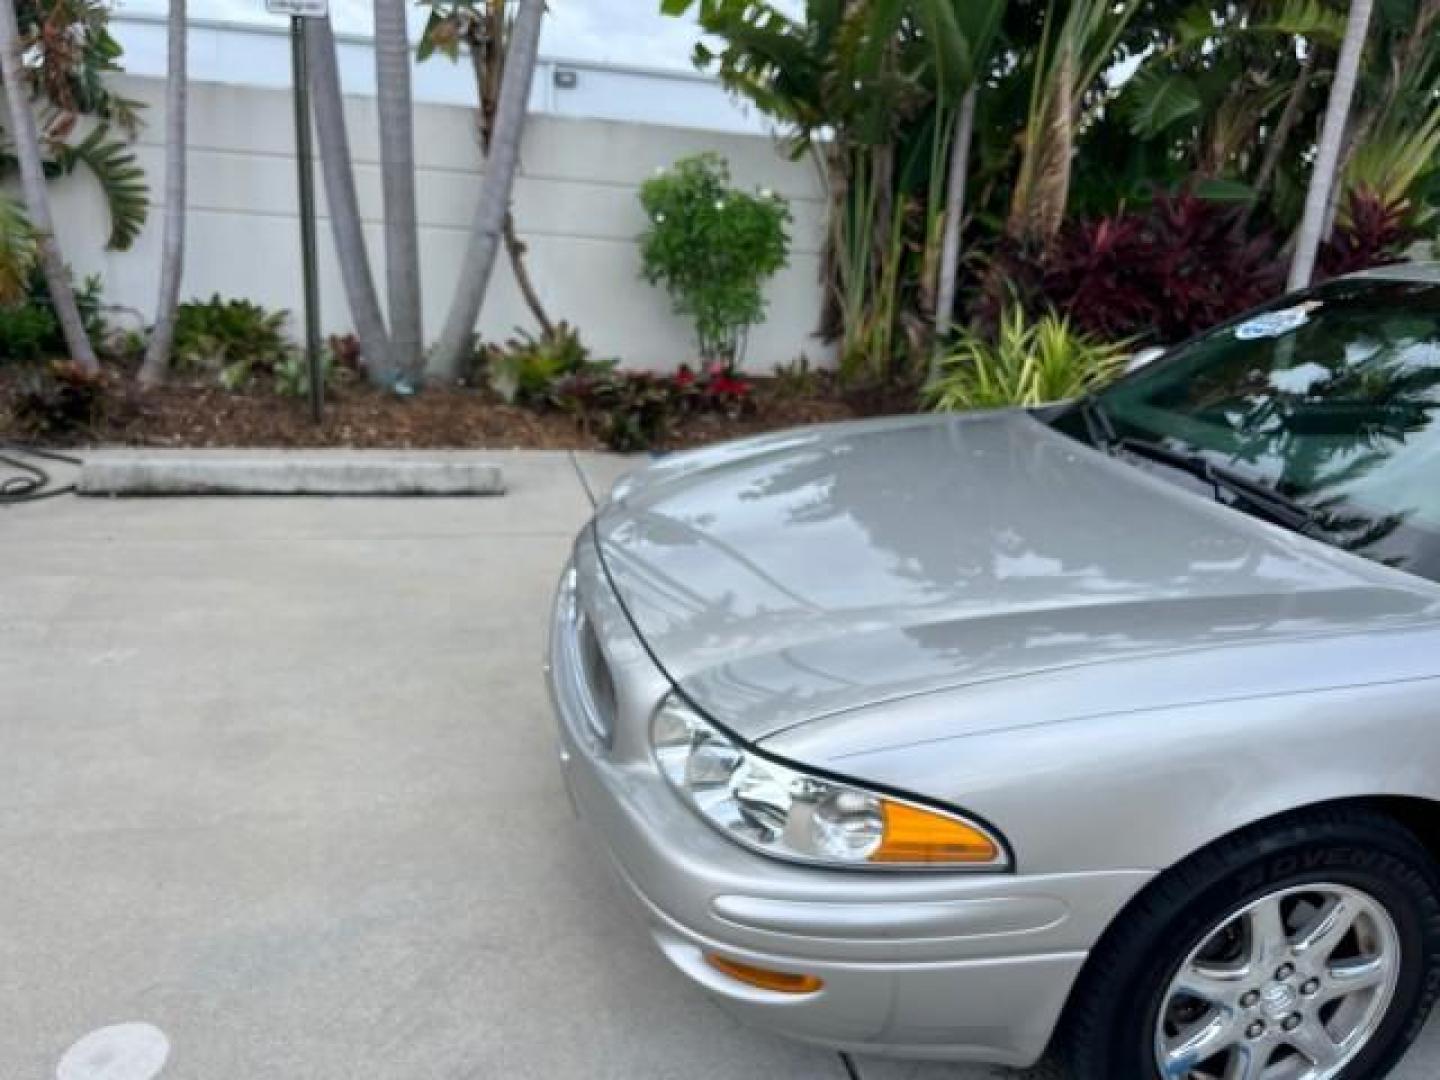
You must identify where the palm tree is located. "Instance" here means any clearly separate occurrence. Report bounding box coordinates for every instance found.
[417,0,555,337]
[1006,0,1142,245]
[929,0,1007,350]
[934,86,976,345]
[306,15,396,385]
[1289,0,1376,290]
[428,0,545,381]
[138,0,187,388]
[0,0,98,372]
[373,0,423,381]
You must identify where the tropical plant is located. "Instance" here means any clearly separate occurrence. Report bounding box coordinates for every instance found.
[993,191,1288,344]
[375,0,423,381]
[0,265,102,361]
[430,0,546,381]
[1005,0,1142,245]
[930,0,1007,347]
[668,0,1011,384]
[1317,188,1421,279]
[1289,0,1376,289]
[52,124,148,252]
[639,154,791,367]
[925,307,1126,410]
[483,321,614,404]
[1337,106,1440,236]
[554,370,679,452]
[5,0,150,255]
[274,350,334,398]
[172,295,291,388]
[0,298,57,360]
[551,363,755,452]
[418,0,555,337]
[0,0,97,371]
[0,193,36,307]
[139,0,186,388]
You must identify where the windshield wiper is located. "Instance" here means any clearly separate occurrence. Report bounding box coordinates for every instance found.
[1075,394,1118,449]
[1115,437,1315,533]
[1069,396,1314,533]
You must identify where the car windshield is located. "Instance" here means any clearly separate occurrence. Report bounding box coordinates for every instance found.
[1059,276,1440,584]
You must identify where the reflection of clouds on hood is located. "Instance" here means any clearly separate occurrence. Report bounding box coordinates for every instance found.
[118,0,714,71]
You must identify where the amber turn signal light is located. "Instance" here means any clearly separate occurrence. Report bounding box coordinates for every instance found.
[871,801,1002,864]
[706,954,824,994]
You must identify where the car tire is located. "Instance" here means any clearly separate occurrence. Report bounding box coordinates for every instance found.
[1056,805,1440,1080]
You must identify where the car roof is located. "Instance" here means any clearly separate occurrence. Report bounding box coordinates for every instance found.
[1342,261,1440,285]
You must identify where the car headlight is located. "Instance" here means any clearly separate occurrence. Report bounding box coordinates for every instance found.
[651,694,1009,870]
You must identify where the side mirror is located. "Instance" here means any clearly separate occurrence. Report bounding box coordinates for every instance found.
[1125,346,1166,374]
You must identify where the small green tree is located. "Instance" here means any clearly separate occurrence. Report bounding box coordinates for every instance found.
[639,153,791,368]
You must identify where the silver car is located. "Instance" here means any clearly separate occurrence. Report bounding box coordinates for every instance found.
[548,266,1440,1080]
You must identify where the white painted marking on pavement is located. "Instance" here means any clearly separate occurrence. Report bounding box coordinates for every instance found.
[56,1023,170,1080]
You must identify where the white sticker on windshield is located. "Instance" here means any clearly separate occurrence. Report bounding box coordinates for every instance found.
[1234,301,1323,341]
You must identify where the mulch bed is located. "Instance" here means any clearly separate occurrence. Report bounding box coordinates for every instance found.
[0,364,896,452]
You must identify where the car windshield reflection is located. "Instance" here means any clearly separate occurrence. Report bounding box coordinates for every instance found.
[1055,278,1440,583]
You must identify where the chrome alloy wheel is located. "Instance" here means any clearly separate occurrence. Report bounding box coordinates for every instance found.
[1154,883,1401,1080]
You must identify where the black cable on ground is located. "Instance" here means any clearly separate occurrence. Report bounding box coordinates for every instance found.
[0,443,82,505]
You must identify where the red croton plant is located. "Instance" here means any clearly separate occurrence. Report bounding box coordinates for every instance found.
[985,187,1420,347]
[1316,188,1422,281]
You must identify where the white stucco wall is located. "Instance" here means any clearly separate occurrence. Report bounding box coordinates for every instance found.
[48,73,830,373]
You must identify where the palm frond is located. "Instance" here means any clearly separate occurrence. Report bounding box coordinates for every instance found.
[1344,106,1440,222]
[1122,68,1202,137]
[0,195,36,309]
[1174,0,1346,49]
[53,124,149,251]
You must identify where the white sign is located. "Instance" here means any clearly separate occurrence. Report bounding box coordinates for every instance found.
[266,0,328,16]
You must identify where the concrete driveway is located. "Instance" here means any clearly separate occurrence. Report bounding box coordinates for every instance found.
[3,450,1438,1080]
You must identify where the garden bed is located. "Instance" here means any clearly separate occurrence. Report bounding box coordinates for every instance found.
[0,365,877,452]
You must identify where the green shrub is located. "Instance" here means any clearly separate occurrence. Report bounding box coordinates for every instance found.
[0,268,104,363]
[273,352,335,398]
[639,154,791,366]
[926,309,1127,411]
[0,304,59,361]
[553,364,755,452]
[554,371,678,453]
[484,322,614,404]
[174,295,291,389]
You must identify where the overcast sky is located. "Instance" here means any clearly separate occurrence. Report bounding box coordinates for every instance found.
[117,0,719,71]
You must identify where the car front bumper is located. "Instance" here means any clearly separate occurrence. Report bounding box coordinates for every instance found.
[548,538,1154,1065]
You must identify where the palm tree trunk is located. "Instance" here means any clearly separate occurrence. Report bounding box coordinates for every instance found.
[428,0,545,381]
[1007,46,1075,245]
[1289,0,1375,290]
[466,16,554,339]
[373,0,423,380]
[138,0,186,388]
[933,84,977,356]
[0,0,98,373]
[306,15,395,384]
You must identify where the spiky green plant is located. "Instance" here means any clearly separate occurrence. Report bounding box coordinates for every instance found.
[926,307,1127,410]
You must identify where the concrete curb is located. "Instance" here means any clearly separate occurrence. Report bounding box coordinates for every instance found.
[78,450,507,497]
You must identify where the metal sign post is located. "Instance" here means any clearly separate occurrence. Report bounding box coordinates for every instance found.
[268,0,327,423]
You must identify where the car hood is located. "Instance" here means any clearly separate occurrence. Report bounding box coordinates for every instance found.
[593,411,1440,743]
